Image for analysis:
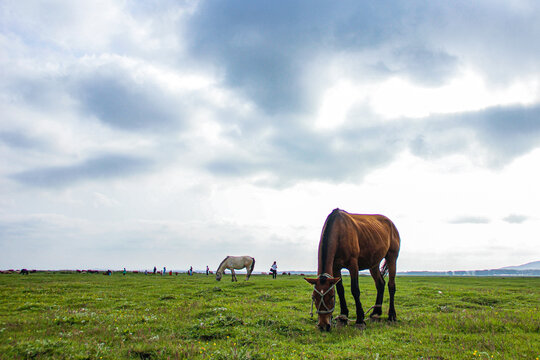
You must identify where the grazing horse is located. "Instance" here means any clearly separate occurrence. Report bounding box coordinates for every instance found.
[216,256,255,282]
[305,208,400,331]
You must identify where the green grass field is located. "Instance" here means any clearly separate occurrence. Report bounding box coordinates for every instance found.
[0,272,538,359]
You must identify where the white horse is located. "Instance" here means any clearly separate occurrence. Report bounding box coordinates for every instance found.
[216,256,255,282]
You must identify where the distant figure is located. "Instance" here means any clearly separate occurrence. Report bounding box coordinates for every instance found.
[163,267,166,276]
[144,270,148,275]
[189,266,193,276]
[270,261,277,279]
[206,265,209,276]
[123,268,126,276]
[20,269,29,275]
[169,270,172,276]
[153,266,157,274]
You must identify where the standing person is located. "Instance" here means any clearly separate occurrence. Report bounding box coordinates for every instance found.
[153,266,156,274]
[189,266,193,276]
[206,265,209,276]
[163,267,166,276]
[270,261,277,279]
[123,268,126,276]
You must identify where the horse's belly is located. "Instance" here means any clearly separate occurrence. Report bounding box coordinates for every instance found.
[357,248,387,270]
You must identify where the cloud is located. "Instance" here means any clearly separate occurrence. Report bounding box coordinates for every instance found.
[389,45,459,86]
[186,1,540,116]
[448,216,491,224]
[0,130,47,150]
[202,103,540,187]
[503,214,529,224]
[205,120,402,186]
[71,63,188,131]
[186,1,462,114]
[408,104,540,163]
[474,105,540,164]
[9,154,153,188]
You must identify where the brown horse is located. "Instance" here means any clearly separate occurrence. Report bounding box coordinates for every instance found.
[305,208,400,331]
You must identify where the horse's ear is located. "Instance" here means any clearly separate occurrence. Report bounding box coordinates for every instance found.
[304,277,317,285]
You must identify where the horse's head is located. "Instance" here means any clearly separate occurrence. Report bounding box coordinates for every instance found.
[215,271,222,281]
[305,274,341,331]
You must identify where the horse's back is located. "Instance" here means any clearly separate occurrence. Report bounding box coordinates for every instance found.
[227,255,254,269]
[334,210,400,269]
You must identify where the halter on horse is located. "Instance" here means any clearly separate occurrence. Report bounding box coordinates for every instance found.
[309,273,341,317]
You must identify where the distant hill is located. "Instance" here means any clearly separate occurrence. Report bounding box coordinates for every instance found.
[501,261,540,270]
[398,260,540,277]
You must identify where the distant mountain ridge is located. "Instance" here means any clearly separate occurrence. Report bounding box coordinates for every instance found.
[398,260,540,277]
[501,261,540,270]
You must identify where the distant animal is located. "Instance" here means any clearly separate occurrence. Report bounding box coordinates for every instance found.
[305,208,401,331]
[20,269,29,275]
[216,256,255,282]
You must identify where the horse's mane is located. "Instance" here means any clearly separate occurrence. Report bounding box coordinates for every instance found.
[320,208,341,283]
[217,256,230,273]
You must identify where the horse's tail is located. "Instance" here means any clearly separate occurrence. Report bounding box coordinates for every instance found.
[381,259,389,278]
[381,217,400,278]
[249,257,255,273]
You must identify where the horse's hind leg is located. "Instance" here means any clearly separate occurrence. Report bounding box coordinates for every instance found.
[369,266,385,319]
[387,259,397,321]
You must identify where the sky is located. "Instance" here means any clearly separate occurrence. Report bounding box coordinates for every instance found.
[1,0,540,272]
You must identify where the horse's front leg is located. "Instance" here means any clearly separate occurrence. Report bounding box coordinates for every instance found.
[335,268,349,327]
[349,264,366,329]
[231,269,237,282]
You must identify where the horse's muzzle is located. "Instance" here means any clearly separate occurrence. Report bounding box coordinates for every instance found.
[318,323,331,332]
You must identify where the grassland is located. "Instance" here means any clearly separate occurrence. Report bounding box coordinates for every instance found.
[0,272,538,359]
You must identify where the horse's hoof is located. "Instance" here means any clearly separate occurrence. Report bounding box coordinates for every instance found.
[335,315,348,328]
[354,322,366,330]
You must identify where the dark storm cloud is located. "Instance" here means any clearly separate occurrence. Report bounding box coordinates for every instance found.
[9,154,153,188]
